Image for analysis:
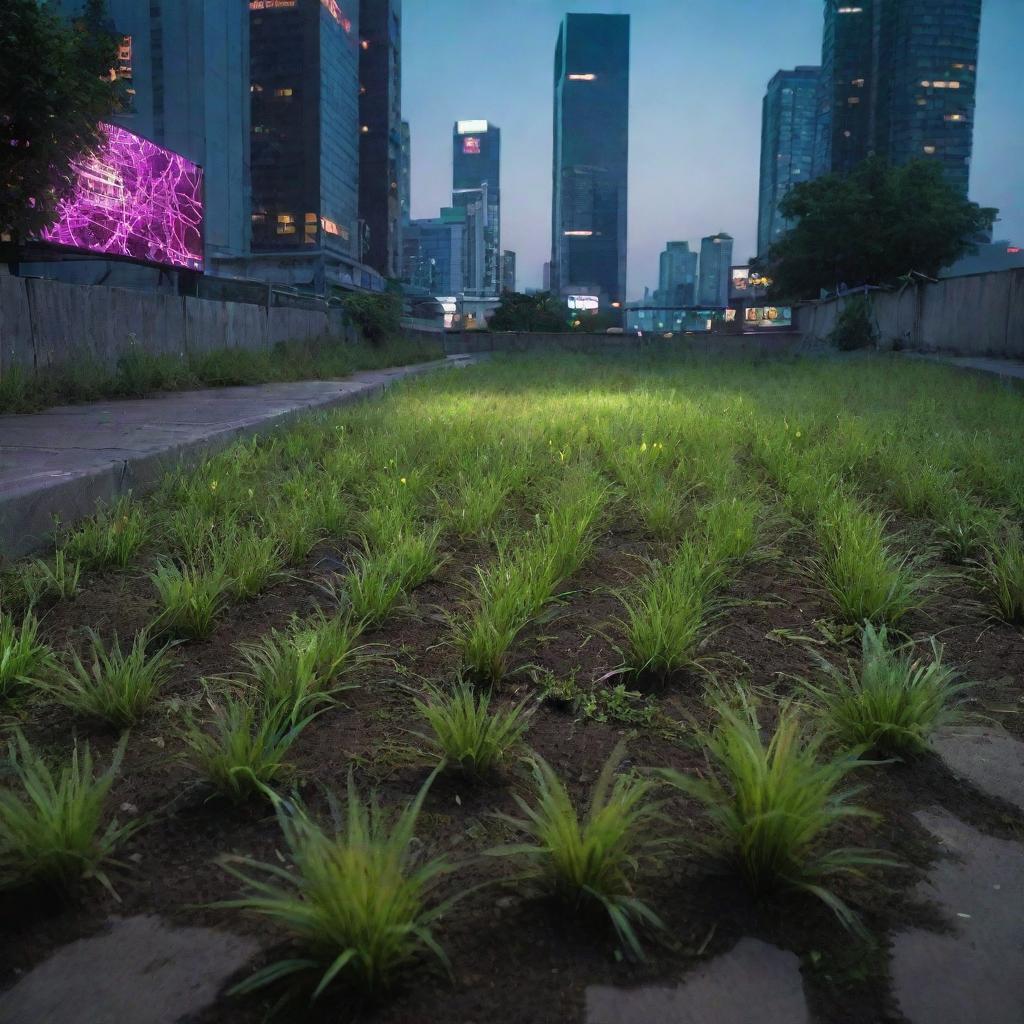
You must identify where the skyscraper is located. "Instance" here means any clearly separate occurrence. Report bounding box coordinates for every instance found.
[54,0,251,270]
[697,233,733,307]
[249,0,363,288]
[758,67,820,256]
[657,241,698,306]
[399,120,411,226]
[873,0,981,195]
[551,13,630,310]
[452,120,500,295]
[403,207,467,294]
[501,251,516,294]
[358,0,402,278]
[815,0,981,194]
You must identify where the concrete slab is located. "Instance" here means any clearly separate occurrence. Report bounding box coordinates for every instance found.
[904,352,1024,383]
[586,938,809,1024]
[0,915,259,1024]
[932,725,1024,813]
[892,809,1024,1024]
[0,355,476,559]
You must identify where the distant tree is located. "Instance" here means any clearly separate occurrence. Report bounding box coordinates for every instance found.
[489,291,570,332]
[758,158,996,301]
[0,0,120,243]
[570,309,621,333]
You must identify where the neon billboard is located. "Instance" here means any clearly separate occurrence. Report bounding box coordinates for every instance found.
[567,295,600,311]
[462,136,481,155]
[39,122,204,270]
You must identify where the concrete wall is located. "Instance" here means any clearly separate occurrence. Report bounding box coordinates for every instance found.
[794,268,1024,357]
[442,330,806,358]
[0,274,363,377]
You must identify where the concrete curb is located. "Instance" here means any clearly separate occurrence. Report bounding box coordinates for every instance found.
[0,355,477,561]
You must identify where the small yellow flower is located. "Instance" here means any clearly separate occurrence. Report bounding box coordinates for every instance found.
[640,441,648,452]
[400,477,407,485]
[210,480,219,493]
[795,430,802,438]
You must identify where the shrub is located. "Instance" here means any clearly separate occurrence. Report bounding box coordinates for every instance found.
[343,291,402,346]
[0,733,134,895]
[828,295,878,352]
[150,559,231,639]
[217,771,457,997]
[804,624,967,754]
[42,629,175,728]
[414,681,532,776]
[179,690,322,803]
[494,743,666,958]
[0,611,55,700]
[661,694,888,931]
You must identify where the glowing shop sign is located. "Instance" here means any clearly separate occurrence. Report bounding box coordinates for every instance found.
[462,136,481,154]
[567,295,600,311]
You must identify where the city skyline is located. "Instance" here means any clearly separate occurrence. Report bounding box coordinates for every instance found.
[404,0,1023,298]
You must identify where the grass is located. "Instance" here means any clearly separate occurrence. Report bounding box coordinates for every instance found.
[979,529,1024,624]
[0,610,55,700]
[493,742,666,958]
[812,498,927,625]
[216,771,457,997]
[179,690,323,803]
[61,496,150,570]
[661,694,889,931]
[618,541,723,679]
[150,559,232,639]
[41,629,175,728]
[23,550,82,604]
[0,336,444,415]
[414,681,532,777]
[803,624,967,755]
[0,732,134,895]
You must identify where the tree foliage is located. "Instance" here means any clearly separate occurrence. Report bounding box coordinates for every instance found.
[489,292,570,333]
[0,0,120,241]
[760,158,996,301]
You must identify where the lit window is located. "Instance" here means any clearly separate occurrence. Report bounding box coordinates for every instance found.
[274,87,293,97]
[563,230,593,237]
[944,113,965,121]
[277,214,294,224]
[360,39,369,50]
[923,145,936,154]
[567,73,597,81]
[361,125,369,133]
[916,97,927,105]
[319,0,351,31]
[305,213,317,223]
[921,80,931,87]
[276,225,296,235]
[851,78,865,87]
[837,5,863,12]
[847,96,860,104]
[321,217,340,236]
[843,130,851,137]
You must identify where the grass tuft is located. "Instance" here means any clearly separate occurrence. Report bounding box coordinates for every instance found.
[0,610,55,700]
[979,529,1024,624]
[150,559,231,639]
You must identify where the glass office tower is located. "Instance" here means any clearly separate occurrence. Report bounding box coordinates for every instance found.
[757,66,820,256]
[250,0,360,260]
[358,0,402,277]
[550,13,630,309]
[452,120,500,295]
[657,242,698,306]
[697,233,733,308]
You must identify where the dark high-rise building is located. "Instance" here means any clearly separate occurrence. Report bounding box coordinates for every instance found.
[815,0,981,194]
[358,0,402,277]
[758,67,820,256]
[551,13,630,310]
[697,233,733,307]
[657,241,698,306]
[55,0,251,270]
[403,208,466,294]
[815,1,874,177]
[873,0,980,195]
[452,120,500,295]
[249,0,362,284]
[501,250,516,293]
[399,120,411,226]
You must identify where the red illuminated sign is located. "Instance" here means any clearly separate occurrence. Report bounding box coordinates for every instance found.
[462,136,481,155]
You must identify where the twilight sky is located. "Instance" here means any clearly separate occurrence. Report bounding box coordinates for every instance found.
[403,0,1023,298]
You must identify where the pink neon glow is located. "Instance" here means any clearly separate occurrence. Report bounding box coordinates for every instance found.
[39,123,204,270]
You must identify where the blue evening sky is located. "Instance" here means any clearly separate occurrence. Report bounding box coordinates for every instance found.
[403,0,1023,298]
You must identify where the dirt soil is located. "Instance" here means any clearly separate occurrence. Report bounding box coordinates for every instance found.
[2,513,1023,1024]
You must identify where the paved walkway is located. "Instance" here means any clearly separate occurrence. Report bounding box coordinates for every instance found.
[0,355,476,560]
[904,352,1024,382]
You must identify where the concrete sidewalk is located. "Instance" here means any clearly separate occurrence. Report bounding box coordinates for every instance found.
[904,352,1024,383]
[0,354,476,560]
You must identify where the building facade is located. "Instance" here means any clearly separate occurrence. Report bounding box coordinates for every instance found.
[399,120,411,226]
[550,13,630,310]
[403,207,466,294]
[657,241,698,306]
[358,0,402,278]
[55,0,251,270]
[501,250,516,293]
[815,0,981,194]
[757,66,820,257]
[697,233,733,307]
[452,120,501,295]
[248,0,366,289]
